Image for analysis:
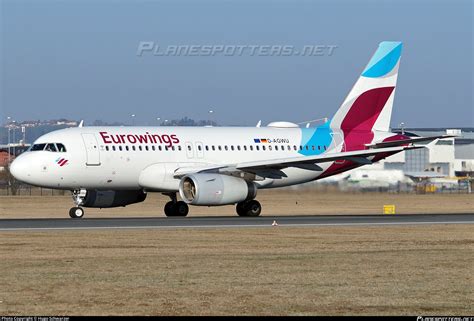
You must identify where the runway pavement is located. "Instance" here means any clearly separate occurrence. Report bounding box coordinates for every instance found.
[0,213,473,231]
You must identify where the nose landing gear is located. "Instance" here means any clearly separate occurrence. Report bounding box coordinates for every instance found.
[69,207,85,219]
[69,189,87,219]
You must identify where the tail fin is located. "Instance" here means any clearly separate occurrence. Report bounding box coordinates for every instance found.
[331,41,402,133]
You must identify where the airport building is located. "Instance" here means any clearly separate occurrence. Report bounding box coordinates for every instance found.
[318,128,474,192]
[0,144,30,171]
[381,129,474,177]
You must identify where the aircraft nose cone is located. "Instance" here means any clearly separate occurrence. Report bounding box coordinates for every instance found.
[9,156,28,182]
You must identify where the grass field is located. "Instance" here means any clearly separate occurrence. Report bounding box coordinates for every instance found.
[1,191,472,315]
[0,224,472,315]
[0,189,473,218]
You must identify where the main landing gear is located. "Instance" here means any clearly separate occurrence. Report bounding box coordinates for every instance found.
[236,200,262,217]
[163,193,189,217]
[69,189,86,219]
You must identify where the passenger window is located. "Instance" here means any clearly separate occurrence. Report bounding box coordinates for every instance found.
[45,143,57,152]
[126,146,129,151]
[188,145,191,151]
[132,146,136,151]
[152,146,155,151]
[243,146,247,151]
[305,146,309,150]
[118,146,122,151]
[105,146,109,151]
[218,146,222,151]
[256,146,259,151]
[230,146,234,151]
[172,146,175,151]
[224,146,228,151]
[312,146,315,150]
[145,146,149,151]
[293,145,297,151]
[56,143,67,152]
[262,146,266,151]
[212,146,216,151]
[275,146,278,151]
[158,146,162,151]
[324,146,327,150]
[198,145,202,151]
[205,146,209,151]
[178,146,182,151]
[237,146,241,151]
[318,146,321,150]
[112,146,116,151]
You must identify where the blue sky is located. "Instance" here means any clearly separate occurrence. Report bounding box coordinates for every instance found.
[1,0,473,127]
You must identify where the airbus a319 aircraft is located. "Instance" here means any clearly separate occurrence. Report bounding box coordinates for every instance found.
[10,41,452,218]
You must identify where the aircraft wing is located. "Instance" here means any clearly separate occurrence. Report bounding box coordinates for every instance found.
[174,145,421,178]
[235,145,420,171]
[365,135,457,149]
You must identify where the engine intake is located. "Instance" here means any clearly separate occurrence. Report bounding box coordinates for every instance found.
[179,173,256,206]
[81,190,147,208]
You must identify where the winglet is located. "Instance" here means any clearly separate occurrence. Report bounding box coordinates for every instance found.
[78,120,84,128]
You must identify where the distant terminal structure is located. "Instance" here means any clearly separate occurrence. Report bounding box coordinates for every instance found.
[0,144,30,171]
[315,128,474,193]
[383,128,474,178]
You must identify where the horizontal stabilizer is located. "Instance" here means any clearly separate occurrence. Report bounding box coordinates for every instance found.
[366,135,457,149]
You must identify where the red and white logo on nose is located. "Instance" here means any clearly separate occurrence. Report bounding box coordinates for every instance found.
[55,158,69,167]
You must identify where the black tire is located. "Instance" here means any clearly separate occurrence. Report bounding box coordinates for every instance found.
[236,202,246,216]
[164,201,176,217]
[69,207,84,219]
[236,200,261,217]
[175,201,189,217]
[245,200,262,217]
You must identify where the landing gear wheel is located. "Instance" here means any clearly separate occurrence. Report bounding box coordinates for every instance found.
[164,201,176,217]
[164,201,189,217]
[236,200,262,217]
[69,207,85,219]
[236,202,246,216]
[175,201,189,217]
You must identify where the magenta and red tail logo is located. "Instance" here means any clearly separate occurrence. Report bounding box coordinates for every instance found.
[55,157,69,167]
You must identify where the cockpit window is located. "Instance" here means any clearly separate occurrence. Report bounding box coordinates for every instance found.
[45,143,57,152]
[30,143,67,152]
[30,143,46,151]
[56,143,67,152]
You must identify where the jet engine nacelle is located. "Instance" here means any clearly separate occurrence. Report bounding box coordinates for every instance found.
[81,190,147,208]
[179,173,257,206]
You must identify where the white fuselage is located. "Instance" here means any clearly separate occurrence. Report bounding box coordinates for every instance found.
[11,125,361,192]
